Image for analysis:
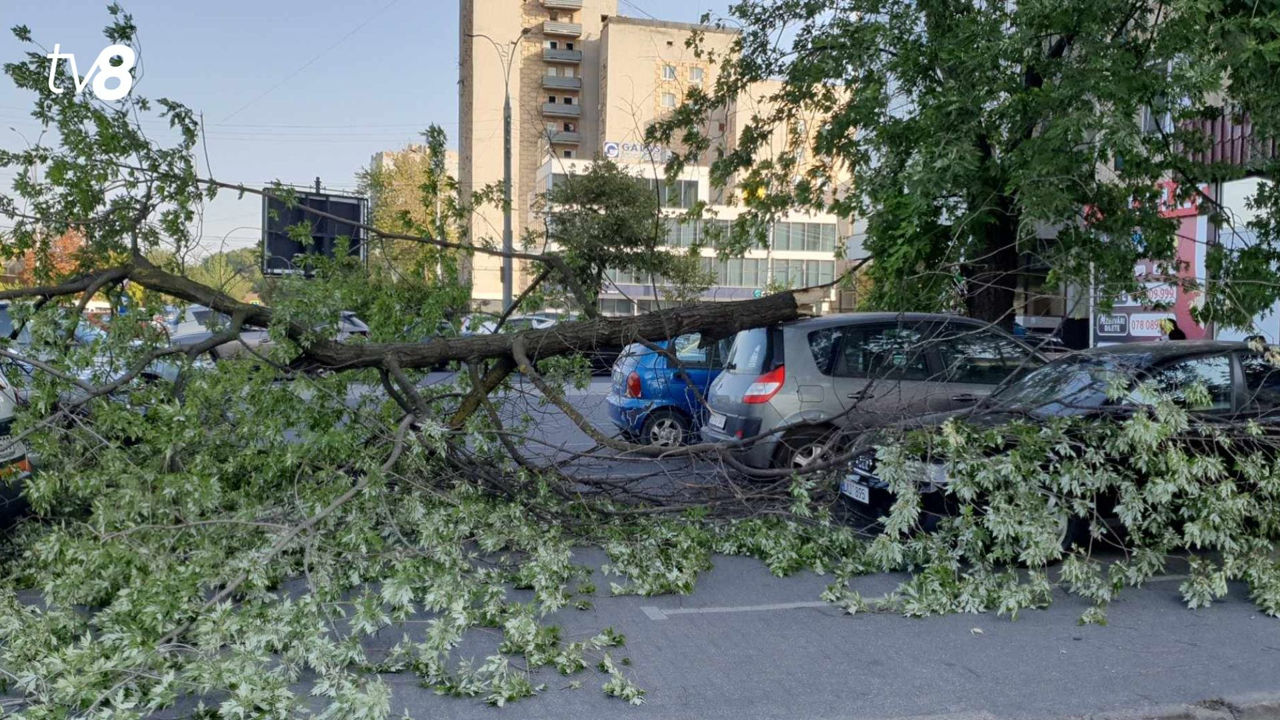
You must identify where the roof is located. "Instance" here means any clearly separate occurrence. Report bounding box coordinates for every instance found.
[779,312,982,331]
[604,15,738,36]
[1075,340,1250,362]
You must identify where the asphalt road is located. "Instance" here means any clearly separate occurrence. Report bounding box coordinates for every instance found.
[374,550,1280,720]
[377,376,1280,719]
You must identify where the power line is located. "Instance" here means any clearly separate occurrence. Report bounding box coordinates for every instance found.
[620,0,658,19]
[221,0,402,122]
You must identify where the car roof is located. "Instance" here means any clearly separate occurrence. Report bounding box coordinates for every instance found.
[778,312,989,332]
[1071,340,1250,364]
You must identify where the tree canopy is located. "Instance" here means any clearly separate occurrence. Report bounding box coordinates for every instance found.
[652,0,1280,327]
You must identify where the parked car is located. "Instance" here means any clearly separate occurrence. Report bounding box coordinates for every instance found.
[0,364,33,528]
[701,313,1045,469]
[607,333,730,446]
[461,314,556,335]
[838,340,1280,542]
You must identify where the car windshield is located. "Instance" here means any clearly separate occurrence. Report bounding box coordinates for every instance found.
[993,356,1135,415]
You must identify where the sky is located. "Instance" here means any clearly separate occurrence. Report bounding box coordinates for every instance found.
[0,0,734,254]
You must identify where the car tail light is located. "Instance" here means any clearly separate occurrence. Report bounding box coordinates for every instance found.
[742,365,785,404]
[626,371,643,398]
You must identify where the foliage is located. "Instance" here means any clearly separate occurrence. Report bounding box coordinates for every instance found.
[2,8,1280,720]
[356,126,470,295]
[527,159,706,310]
[650,0,1280,326]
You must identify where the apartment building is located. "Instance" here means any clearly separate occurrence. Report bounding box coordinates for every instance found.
[458,0,850,314]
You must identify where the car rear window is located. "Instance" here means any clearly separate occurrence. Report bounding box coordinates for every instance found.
[727,328,773,374]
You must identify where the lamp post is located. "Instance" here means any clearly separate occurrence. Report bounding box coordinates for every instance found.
[466,28,530,313]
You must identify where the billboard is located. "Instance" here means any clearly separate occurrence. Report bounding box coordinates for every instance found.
[261,192,367,276]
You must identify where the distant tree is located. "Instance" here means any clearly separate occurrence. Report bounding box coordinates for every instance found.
[359,126,468,290]
[527,159,707,311]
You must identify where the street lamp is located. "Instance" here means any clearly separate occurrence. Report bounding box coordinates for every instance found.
[466,27,530,313]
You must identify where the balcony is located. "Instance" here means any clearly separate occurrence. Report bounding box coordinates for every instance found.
[548,131,581,145]
[541,75,582,91]
[543,48,582,63]
[541,102,582,118]
[542,0,582,7]
[542,20,582,37]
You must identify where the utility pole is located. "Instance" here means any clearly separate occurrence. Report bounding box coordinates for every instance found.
[466,27,529,313]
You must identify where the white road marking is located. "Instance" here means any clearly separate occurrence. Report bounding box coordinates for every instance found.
[640,600,836,621]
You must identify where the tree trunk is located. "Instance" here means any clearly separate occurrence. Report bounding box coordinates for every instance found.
[964,194,1020,330]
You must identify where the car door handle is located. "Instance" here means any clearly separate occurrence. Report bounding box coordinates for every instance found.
[950,393,982,403]
[847,390,875,401]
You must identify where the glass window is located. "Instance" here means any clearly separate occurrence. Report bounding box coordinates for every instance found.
[727,328,771,374]
[662,64,677,80]
[690,66,704,83]
[821,224,837,252]
[833,325,931,381]
[743,258,760,288]
[936,329,1035,385]
[671,333,708,367]
[662,92,676,108]
[1138,354,1233,410]
[807,327,843,375]
[1241,353,1280,409]
[805,223,822,251]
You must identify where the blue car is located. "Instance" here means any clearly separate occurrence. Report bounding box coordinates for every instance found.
[606,333,728,447]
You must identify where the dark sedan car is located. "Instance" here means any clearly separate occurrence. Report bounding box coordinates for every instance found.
[839,341,1280,541]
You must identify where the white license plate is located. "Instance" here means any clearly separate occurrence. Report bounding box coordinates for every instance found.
[840,477,870,504]
[708,412,726,430]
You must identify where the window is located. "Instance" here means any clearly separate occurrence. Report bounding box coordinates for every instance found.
[690,66,704,84]
[1240,353,1280,409]
[662,92,676,109]
[548,95,556,103]
[564,122,575,132]
[599,298,635,316]
[546,66,559,77]
[545,122,558,134]
[563,96,574,105]
[651,180,699,209]
[807,327,843,375]
[662,64,677,80]
[566,42,575,50]
[832,325,931,381]
[671,333,709,367]
[562,149,574,158]
[564,66,576,78]
[936,329,1035,385]
[726,328,773,375]
[546,40,559,49]
[1136,355,1234,410]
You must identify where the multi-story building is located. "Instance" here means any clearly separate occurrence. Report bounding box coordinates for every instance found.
[458,1,852,314]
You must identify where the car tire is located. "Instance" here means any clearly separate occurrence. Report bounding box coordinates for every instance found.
[641,409,690,448]
[1057,514,1090,553]
[775,427,836,470]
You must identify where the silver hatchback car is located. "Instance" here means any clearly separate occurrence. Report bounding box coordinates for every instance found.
[700,313,1044,469]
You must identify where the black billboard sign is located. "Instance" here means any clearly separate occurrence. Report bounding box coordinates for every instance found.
[262,192,367,276]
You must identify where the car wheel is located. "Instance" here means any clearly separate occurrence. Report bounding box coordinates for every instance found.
[641,410,690,448]
[1057,514,1089,553]
[776,427,835,470]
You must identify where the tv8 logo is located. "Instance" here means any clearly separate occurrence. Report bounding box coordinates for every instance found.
[46,44,136,102]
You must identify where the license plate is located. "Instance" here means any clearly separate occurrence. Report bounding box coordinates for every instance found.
[840,477,870,504]
[708,412,726,430]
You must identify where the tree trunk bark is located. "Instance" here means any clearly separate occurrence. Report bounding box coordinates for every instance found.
[964,194,1020,330]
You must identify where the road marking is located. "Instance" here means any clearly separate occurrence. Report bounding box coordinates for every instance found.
[641,576,1193,621]
[641,600,836,621]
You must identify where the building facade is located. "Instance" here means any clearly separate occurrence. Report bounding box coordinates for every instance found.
[458,1,850,314]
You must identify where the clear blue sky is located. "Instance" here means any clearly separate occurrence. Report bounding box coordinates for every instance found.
[0,0,733,253]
